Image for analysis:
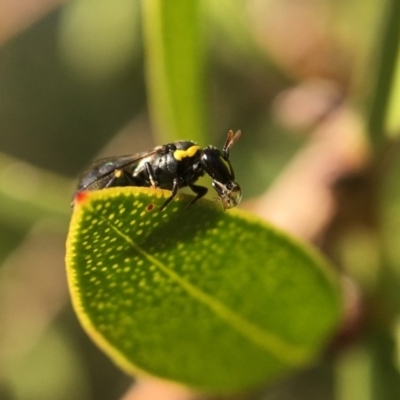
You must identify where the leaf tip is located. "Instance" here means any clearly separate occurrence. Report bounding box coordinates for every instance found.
[73,191,89,207]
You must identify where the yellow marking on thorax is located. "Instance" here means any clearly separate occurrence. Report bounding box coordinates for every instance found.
[114,170,123,178]
[173,145,200,161]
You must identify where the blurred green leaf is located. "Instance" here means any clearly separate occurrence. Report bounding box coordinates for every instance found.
[381,143,400,311]
[3,324,89,400]
[367,0,400,143]
[142,0,207,144]
[204,0,269,65]
[336,333,400,400]
[385,47,400,138]
[66,187,342,393]
[59,0,140,81]
[0,153,71,230]
[337,229,380,292]
[336,343,373,400]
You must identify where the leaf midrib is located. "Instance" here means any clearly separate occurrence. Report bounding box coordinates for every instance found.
[104,217,310,366]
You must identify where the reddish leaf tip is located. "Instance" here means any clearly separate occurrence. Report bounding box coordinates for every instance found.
[74,191,89,206]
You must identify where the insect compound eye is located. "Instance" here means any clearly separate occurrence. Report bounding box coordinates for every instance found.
[212,180,242,209]
[227,182,242,208]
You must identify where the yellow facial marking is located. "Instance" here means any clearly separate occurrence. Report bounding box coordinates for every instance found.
[173,145,200,161]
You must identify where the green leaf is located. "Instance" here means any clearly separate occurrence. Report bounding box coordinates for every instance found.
[337,333,400,400]
[385,41,400,138]
[142,0,207,144]
[367,0,400,143]
[66,187,342,394]
[59,0,140,82]
[0,152,71,229]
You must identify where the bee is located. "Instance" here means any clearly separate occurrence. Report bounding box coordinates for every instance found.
[74,130,242,211]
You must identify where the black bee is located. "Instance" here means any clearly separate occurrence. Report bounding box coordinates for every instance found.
[75,130,242,211]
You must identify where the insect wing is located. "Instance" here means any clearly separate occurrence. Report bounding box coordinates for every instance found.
[77,148,162,192]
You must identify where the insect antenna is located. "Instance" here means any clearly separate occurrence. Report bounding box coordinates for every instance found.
[223,130,242,157]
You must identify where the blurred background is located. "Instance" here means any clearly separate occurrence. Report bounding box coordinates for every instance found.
[1,0,400,399]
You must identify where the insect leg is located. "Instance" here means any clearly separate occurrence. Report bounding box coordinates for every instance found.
[159,178,179,211]
[186,183,208,210]
[145,162,159,187]
[103,169,137,188]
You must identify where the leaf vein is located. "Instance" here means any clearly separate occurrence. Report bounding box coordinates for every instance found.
[106,219,309,366]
